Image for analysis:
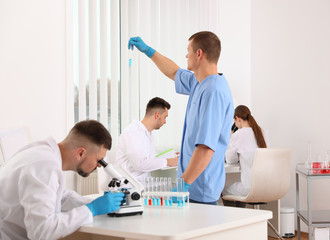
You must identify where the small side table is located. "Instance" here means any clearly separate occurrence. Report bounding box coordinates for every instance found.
[296,163,330,240]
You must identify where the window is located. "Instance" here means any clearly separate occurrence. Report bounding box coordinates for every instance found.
[68,0,120,146]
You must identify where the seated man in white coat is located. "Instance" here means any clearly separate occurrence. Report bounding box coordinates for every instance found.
[115,97,178,183]
[0,120,124,240]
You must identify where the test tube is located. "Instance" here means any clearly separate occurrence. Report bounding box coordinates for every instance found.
[168,177,173,206]
[164,178,168,206]
[128,50,132,66]
[144,178,148,206]
[150,177,156,205]
[156,177,161,206]
[148,177,153,206]
[160,177,164,206]
[177,178,183,207]
[181,178,186,206]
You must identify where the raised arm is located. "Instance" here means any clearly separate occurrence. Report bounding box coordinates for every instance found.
[128,37,180,81]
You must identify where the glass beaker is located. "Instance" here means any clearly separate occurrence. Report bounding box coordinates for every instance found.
[321,154,330,174]
[305,141,313,169]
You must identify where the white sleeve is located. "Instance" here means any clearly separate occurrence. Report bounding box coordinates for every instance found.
[123,131,167,172]
[225,132,240,164]
[61,189,93,211]
[19,161,93,240]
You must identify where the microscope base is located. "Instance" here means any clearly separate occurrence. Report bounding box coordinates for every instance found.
[108,205,143,217]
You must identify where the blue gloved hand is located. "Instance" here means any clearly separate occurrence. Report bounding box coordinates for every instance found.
[128,37,156,58]
[86,191,125,216]
[171,182,191,203]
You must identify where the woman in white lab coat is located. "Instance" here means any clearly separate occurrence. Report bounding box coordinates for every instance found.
[221,105,268,207]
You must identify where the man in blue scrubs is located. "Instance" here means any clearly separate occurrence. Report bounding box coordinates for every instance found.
[128,31,234,205]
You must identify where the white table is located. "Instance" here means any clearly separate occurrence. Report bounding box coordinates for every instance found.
[151,164,241,180]
[62,203,271,240]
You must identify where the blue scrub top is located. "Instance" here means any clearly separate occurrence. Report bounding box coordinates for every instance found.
[175,69,234,202]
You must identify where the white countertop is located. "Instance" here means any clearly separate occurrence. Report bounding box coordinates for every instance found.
[79,203,271,240]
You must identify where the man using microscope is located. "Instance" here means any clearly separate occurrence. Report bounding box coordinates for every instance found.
[0,120,124,240]
[115,97,178,183]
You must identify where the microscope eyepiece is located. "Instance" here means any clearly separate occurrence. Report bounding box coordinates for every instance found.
[98,159,107,168]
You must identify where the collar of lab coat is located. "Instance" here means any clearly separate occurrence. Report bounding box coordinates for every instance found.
[133,120,152,137]
[45,137,62,168]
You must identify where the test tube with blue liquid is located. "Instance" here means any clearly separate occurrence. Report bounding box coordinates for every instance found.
[168,177,173,206]
[144,178,148,206]
[156,177,161,206]
[128,50,132,66]
[142,176,189,207]
[177,178,184,207]
[163,178,168,206]
[152,178,156,205]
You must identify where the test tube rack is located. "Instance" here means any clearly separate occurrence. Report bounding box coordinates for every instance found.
[142,191,189,207]
[143,177,189,207]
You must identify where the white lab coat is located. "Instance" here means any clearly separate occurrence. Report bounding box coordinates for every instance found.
[222,127,269,196]
[0,137,93,240]
[115,120,167,183]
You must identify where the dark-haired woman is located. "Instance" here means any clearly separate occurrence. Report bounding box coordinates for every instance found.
[222,105,269,206]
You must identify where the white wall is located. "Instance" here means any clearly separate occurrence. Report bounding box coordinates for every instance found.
[251,0,330,231]
[0,0,75,188]
[0,0,67,140]
[219,0,251,107]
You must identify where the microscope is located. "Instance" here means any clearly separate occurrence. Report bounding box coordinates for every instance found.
[98,159,144,217]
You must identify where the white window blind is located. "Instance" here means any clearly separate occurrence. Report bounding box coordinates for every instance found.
[67,0,120,147]
[120,0,224,152]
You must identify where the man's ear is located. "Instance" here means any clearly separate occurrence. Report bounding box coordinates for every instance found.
[154,112,160,119]
[76,147,86,161]
[197,49,203,59]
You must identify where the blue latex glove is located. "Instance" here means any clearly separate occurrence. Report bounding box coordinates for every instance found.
[171,182,191,203]
[86,191,125,216]
[128,37,156,58]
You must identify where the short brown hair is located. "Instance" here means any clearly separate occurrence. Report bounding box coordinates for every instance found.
[189,31,221,64]
[145,97,171,116]
[70,120,112,150]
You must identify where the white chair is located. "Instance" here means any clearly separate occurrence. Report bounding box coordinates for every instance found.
[222,148,291,239]
[0,127,32,165]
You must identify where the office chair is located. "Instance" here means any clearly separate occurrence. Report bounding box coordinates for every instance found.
[222,148,291,240]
